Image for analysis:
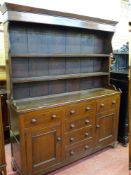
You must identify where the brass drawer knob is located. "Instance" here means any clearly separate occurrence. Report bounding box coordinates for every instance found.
[52,114,57,119]
[84,145,89,150]
[85,132,89,137]
[57,137,61,142]
[85,107,91,111]
[70,110,76,115]
[70,137,75,142]
[70,151,75,156]
[85,120,90,124]
[70,124,75,129]
[112,100,116,104]
[100,103,104,107]
[31,118,37,123]
[96,124,100,128]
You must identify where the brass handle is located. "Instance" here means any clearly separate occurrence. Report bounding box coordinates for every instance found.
[85,107,91,111]
[96,124,100,128]
[70,137,75,142]
[100,103,104,107]
[70,124,75,129]
[85,132,89,137]
[70,151,75,156]
[112,100,116,104]
[70,110,76,115]
[85,120,90,124]
[84,145,89,150]
[52,114,57,119]
[57,137,61,142]
[31,118,37,124]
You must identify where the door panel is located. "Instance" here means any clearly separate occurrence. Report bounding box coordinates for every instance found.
[96,111,116,147]
[25,122,62,174]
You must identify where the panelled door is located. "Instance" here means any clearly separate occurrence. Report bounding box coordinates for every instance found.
[96,111,117,147]
[25,122,62,175]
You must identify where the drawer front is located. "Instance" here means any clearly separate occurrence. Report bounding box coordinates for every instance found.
[65,140,93,161]
[65,127,93,146]
[97,96,117,113]
[65,113,94,132]
[65,101,96,119]
[24,109,64,127]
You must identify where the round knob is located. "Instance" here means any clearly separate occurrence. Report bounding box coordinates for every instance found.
[70,110,76,115]
[70,151,74,156]
[52,114,57,119]
[70,124,75,129]
[70,137,75,142]
[85,107,91,111]
[84,145,89,150]
[100,103,104,107]
[112,100,116,104]
[31,118,37,124]
[57,137,61,142]
[85,120,90,124]
[96,124,100,128]
[85,132,89,137]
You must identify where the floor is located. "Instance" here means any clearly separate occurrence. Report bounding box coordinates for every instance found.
[6,144,129,175]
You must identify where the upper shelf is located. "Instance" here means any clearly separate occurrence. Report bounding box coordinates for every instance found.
[12,72,109,84]
[11,53,110,58]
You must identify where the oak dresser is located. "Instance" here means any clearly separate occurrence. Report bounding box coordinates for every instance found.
[1,3,121,175]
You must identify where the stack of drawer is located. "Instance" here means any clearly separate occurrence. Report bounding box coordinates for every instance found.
[64,100,96,161]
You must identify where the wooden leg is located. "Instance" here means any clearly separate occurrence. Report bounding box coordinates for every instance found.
[3,168,7,175]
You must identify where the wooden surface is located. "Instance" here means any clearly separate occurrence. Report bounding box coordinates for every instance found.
[0,66,6,81]
[12,88,120,113]
[0,90,10,142]
[0,96,7,175]
[9,91,120,175]
[0,73,6,81]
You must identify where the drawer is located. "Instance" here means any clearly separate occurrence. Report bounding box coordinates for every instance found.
[65,101,96,119]
[81,101,96,114]
[65,127,93,146]
[23,109,64,127]
[65,140,93,161]
[97,96,117,113]
[65,113,94,132]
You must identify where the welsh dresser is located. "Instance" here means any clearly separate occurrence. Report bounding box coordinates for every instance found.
[1,3,120,175]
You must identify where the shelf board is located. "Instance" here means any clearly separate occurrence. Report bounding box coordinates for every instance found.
[11,53,110,58]
[13,72,109,83]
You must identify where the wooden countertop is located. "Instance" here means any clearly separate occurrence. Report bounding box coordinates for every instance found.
[11,88,120,113]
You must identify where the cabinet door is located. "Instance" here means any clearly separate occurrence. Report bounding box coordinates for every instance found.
[25,122,62,175]
[96,111,117,147]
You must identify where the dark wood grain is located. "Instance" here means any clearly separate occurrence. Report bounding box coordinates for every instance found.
[0,96,7,175]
